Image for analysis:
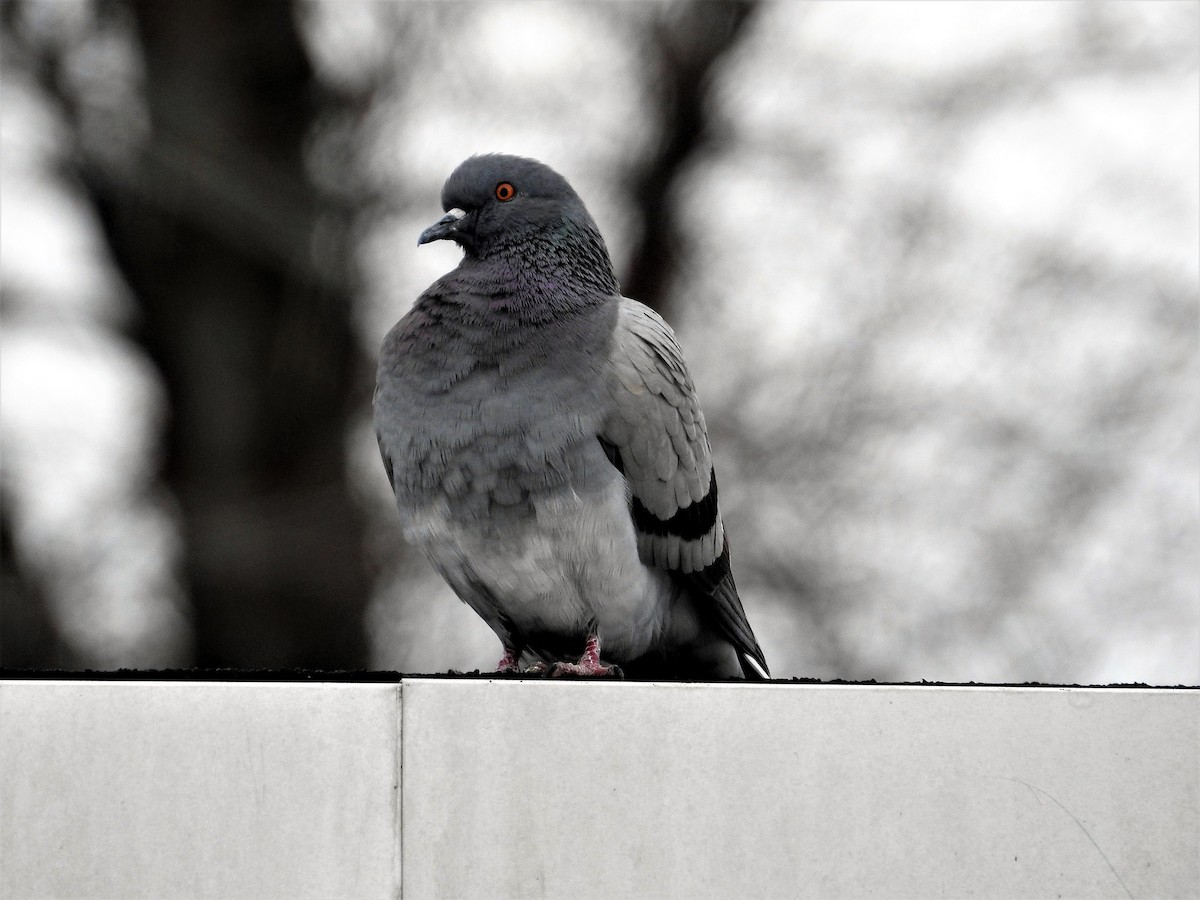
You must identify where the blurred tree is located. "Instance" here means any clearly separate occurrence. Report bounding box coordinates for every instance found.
[4,0,372,668]
[621,0,760,315]
[3,0,1193,683]
[0,496,75,668]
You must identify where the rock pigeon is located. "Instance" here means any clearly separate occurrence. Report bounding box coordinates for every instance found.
[374,154,769,679]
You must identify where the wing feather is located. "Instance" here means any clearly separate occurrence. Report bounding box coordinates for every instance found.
[601,298,768,677]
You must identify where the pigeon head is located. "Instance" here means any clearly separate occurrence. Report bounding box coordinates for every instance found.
[418,155,617,293]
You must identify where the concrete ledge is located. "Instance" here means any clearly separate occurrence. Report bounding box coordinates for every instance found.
[1,681,400,899]
[1,680,1195,899]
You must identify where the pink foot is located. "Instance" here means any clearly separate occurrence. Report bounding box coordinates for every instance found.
[550,634,623,678]
[494,649,521,673]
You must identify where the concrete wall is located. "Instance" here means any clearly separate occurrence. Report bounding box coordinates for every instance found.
[2,680,1195,899]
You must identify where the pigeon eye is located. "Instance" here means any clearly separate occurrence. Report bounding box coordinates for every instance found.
[495,182,516,202]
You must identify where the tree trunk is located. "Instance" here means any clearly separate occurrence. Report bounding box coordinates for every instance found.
[87,0,371,667]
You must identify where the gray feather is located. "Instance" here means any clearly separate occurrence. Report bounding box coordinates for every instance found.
[374,154,769,679]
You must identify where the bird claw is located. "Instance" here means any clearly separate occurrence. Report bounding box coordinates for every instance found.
[494,649,522,674]
[504,635,623,678]
[549,660,623,678]
[549,634,623,678]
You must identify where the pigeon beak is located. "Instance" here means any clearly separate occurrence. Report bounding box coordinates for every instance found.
[418,209,465,246]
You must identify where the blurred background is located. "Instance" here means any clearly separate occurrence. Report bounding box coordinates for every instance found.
[1,0,1196,683]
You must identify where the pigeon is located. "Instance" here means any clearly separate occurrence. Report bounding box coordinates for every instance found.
[374,154,769,679]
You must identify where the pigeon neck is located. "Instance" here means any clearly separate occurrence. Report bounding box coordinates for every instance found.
[468,225,620,312]
[520,232,619,298]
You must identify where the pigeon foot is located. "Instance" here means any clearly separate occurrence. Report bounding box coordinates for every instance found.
[494,649,522,673]
[550,634,623,678]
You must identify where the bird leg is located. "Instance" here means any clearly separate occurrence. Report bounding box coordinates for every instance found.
[550,634,622,678]
[494,647,522,673]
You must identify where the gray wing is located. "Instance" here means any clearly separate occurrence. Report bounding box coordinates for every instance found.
[601,298,769,678]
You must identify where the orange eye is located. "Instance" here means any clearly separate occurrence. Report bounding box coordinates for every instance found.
[495,182,516,202]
